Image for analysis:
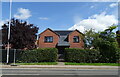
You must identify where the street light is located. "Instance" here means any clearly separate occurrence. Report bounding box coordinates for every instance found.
[6,0,12,64]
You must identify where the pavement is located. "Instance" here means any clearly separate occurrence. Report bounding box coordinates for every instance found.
[57,62,65,65]
[2,65,119,69]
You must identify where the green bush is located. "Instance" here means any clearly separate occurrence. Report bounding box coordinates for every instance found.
[97,42,119,63]
[20,48,58,63]
[64,48,99,63]
[116,48,120,63]
[85,49,100,63]
[64,48,86,63]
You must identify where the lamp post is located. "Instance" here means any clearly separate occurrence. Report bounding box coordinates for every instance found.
[6,0,12,64]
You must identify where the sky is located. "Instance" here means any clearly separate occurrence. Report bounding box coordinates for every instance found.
[0,2,119,33]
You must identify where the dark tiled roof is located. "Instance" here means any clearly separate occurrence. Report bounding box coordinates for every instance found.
[54,30,73,35]
[53,30,73,46]
[57,36,70,46]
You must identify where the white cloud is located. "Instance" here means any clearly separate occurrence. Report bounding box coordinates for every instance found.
[68,12,118,33]
[14,8,31,20]
[109,3,118,8]
[39,17,49,20]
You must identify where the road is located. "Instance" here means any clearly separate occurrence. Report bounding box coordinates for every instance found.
[1,68,119,77]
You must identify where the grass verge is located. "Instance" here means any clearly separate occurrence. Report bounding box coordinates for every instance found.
[12,62,58,65]
[65,62,120,66]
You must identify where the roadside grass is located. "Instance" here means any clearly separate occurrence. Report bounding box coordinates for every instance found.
[65,62,120,66]
[11,62,58,65]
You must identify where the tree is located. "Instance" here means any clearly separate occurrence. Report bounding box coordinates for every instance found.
[84,29,99,49]
[84,26,119,63]
[2,18,39,49]
[116,30,120,47]
[93,26,119,63]
[99,26,117,42]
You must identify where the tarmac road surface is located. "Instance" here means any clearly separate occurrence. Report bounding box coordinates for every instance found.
[1,68,120,77]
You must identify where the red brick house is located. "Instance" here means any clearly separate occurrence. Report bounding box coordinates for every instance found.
[38,28,84,54]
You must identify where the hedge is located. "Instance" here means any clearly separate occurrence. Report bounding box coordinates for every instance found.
[85,49,100,63]
[1,48,58,63]
[116,48,120,63]
[19,48,58,63]
[64,48,100,63]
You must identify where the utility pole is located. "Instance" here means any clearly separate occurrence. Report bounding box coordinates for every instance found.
[6,0,12,64]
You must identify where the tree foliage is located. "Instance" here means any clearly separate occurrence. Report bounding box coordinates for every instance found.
[84,29,99,49]
[116,30,120,47]
[2,18,39,49]
[97,26,119,63]
[84,26,120,63]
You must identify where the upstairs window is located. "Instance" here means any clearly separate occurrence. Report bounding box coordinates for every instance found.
[73,36,79,43]
[44,36,53,43]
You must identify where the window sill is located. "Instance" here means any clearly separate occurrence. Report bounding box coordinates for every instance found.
[73,42,79,43]
[44,42,53,43]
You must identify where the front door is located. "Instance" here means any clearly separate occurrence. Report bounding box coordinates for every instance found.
[56,46,69,62]
[56,46,69,54]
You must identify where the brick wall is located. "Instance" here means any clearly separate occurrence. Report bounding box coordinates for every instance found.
[38,29,59,48]
[69,30,84,49]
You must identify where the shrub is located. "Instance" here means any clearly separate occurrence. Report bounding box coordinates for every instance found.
[64,48,86,63]
[64,48,99,63]
[98,42,119,63]
[20,48,58,63]
[85,49,100,63]
[116,48,120,63]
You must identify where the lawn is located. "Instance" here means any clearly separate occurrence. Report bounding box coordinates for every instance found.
[65,62,120,66]
[13,62,58,65]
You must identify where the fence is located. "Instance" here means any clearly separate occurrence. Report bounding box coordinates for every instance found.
[0,49,23,63]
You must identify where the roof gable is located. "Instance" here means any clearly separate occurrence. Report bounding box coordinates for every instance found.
[39,28,59,36]
[69,29,84,36]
